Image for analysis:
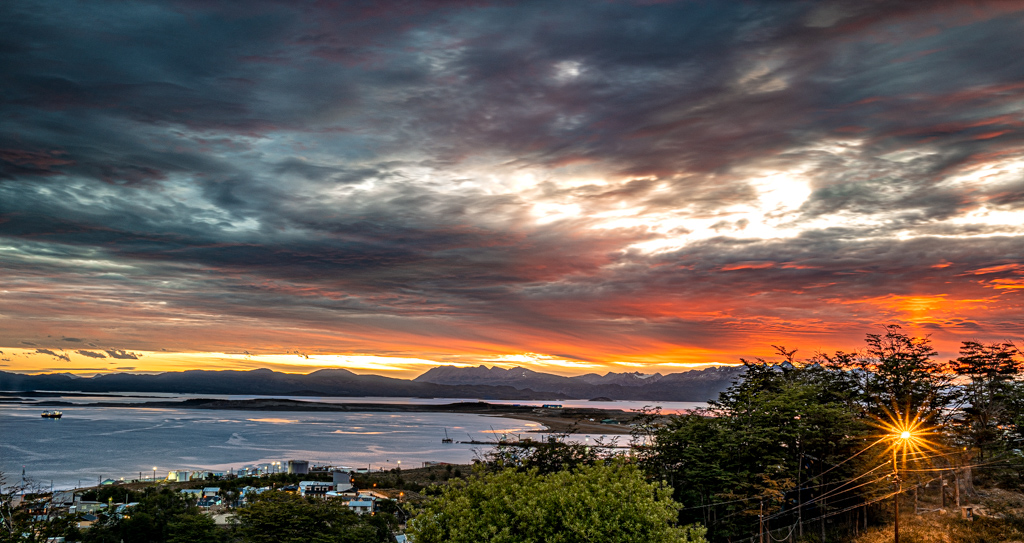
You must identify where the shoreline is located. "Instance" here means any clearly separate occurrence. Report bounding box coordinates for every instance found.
[11,397,646,435]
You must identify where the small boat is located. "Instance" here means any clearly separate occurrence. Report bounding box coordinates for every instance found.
[441,428,453,444]
[41,411,63,419]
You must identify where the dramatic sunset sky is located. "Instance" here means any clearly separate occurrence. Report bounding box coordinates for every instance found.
[2,1,1024,377]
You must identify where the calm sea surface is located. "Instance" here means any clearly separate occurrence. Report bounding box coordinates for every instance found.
[0,394,705,490]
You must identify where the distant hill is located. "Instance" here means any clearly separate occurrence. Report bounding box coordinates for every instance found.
[0,364,745,402]
[577,371,664,387]
[0,368,553,400]
[414,365,744,401]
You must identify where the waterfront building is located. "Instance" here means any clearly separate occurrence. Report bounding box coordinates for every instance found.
[167,470,191,482]
[287,460,309,474]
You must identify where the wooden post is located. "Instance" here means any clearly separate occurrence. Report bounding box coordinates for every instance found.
[759,500,764,543]
[895,488,900,543]
[894,448,900,543]
[821,494,826,542]
[820,459,826,543]
[941,473,946,508]
[797,454,803,539]
[914,484,918,514]
[955,469,961,508]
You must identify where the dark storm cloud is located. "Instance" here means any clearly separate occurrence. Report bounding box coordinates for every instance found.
[2,0,1024,363]
[35,349,70,362]
[105,350,140,360]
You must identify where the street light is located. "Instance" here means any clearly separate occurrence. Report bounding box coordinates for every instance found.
[868,404,939,543]
[889,426,918,543]
[153,467,158,482]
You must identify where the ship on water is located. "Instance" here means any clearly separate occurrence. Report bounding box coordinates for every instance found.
[41,411,62,419]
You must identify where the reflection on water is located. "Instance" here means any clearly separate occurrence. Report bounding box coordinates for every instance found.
[0,398,636,490]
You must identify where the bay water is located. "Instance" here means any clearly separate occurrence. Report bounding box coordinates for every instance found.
[0,394,703,490]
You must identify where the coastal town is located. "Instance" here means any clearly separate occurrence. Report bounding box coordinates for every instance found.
[4,459,435,542]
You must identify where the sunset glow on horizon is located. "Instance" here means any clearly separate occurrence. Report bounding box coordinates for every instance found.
[3,1,1024,377]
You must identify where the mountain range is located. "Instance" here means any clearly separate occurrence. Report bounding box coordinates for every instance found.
[414,365,744,401]
[0,365,745,402]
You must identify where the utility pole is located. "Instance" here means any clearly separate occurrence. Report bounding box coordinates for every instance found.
[759,500,764,543]
[893,448,900,543]
[797,453,803,538]
[820,458,826,542]
[940,472,946,508]
[955,468,961,509]
[821,494,826,542]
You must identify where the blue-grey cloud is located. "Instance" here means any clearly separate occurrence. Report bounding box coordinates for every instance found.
[2,0,1024,364]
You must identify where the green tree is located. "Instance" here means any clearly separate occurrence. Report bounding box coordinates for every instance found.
[83,488,206,543]
[167,513,226,543]
[409,461,706,543]
[234,491,387,543]
[484,433,612,474]
[951,341,1023,460]
[858,324,953,414]
[649,359,869,540]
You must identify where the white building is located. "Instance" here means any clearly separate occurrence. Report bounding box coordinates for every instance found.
[299,481,333,497]
[167,470,191,482]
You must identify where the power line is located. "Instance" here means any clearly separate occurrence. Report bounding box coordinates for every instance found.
[678,451,901,513]
[677,462,891,513]
[678,442,1009,524]
[798,472,947,529]
[766,522,795,542]
[800,487,901,526]
[767,471,894,522]
[803,437,887,484]
[899,458,1016,473]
